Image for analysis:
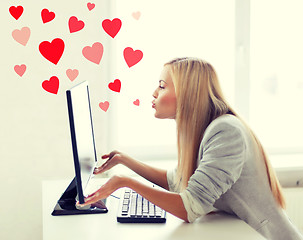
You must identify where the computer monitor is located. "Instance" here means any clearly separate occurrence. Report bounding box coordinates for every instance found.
[66,81,98,204]
[52,81,107,215]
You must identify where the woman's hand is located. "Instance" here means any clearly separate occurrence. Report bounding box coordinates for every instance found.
[79,175,128,206]
[94,150,169,191]
[94,150,125,175]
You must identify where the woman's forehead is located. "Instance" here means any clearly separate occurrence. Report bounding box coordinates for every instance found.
[160,67,173,82]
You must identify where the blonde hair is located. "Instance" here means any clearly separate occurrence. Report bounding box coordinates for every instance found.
[165,57,285,209]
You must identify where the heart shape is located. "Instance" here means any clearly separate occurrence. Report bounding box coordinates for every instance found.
[14,64,26,77]
[69,16,85,33]
[87,3,95,11]
[108,79,121,92]
[99,101,109,112]
[102,18,122,38]
[133,99,140,106]
[41,9,55,23]
[39,38,65,65]
[42,76,59,94]
[82,42,103,64]
[9,6,24,20]
[12,27,30,46]
[123,47,143,68]
[132,11,141,20]
[66,69,79,81]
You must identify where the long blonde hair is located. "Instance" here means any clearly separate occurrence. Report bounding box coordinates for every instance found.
[165,57,285,209]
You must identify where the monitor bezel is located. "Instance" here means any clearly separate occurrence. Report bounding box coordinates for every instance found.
[66,81,98,204]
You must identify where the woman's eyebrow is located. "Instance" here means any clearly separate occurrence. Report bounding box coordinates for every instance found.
[159,80,167,84]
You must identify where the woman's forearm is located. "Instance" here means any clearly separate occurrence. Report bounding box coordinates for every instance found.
[121,155,169,190]
[80,175,188,222]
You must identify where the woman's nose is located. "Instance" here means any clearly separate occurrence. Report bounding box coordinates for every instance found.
[152,88,158,98]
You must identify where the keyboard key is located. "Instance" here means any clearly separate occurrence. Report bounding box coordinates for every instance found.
[130,208,136,217]
[122,204,128,212]
[137,206,142,215]
[149,212,155,217]
[124,192,130,199]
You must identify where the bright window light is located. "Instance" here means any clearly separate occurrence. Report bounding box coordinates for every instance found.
[108,0,236,159]
[250,0,303,154]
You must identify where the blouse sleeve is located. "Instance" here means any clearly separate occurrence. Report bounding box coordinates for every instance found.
[166,165,178,192]
[180,120,246,222]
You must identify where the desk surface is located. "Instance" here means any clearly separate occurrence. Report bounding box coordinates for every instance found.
[43,179,265,240]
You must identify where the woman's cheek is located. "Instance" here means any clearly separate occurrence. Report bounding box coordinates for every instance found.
[165,94,177,108]
[159,94,177,115]
[160,92,175,105]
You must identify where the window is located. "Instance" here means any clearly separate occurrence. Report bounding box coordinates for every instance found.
[106,0,303,163]
[250,0,303,155]
[108,0,235,159]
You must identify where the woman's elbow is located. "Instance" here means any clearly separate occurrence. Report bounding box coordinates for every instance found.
[177,209,190,223]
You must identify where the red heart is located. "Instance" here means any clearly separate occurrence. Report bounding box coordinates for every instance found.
[108,79,121,92]
[87,3,95,11]
[9,6,24,20]
[99,101,109,112]
[69,16,85,33]
[123,47,143,68]
[102,18,122,38]
[41,9,55,23]
[39,38,65,65]
[133,99,140,106]
[42,76,59,94]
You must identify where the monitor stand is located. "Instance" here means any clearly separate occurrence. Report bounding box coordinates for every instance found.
[51,178,108,216]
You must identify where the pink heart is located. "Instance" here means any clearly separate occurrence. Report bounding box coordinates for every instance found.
[133,99,140,106]
[68,16,85,33]
[132,11,141,20]
[66,69,79,81]
[82,42,103,64]
[99,101,109,112]
[42,76,59,94]
[12,27,30,46]
[14,64,26,77]
[87,3,95,11]
[123,47,143,68]
[108,79,121,92]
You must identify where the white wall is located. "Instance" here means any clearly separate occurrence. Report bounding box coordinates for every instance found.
[0,1,111,239]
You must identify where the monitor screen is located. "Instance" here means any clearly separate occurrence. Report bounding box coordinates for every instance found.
[66,81,97,204]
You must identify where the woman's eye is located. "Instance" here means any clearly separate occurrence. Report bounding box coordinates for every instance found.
[159,86,165,89]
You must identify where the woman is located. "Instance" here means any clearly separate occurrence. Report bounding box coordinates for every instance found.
[81,57,303,240]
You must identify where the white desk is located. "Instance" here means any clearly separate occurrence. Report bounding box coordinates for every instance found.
[43,179,266,240]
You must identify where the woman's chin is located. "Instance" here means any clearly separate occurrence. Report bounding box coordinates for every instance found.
[154,113,160,119]
[154,113,169,120]
[154,112,162,119]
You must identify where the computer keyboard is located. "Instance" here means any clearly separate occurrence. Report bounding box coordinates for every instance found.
[117,188,166,223]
